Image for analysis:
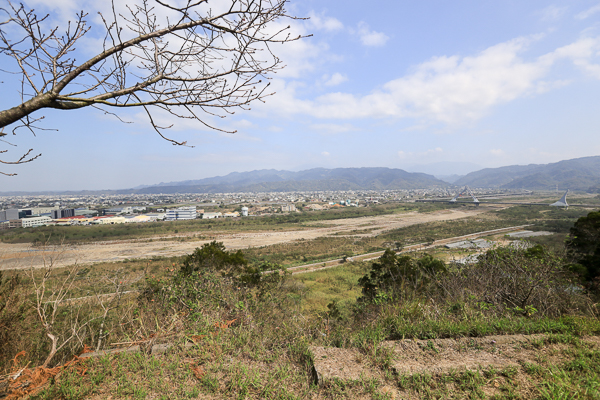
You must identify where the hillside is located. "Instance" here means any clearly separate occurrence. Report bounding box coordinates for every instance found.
[131,167,449,193]
[455,156,600,191]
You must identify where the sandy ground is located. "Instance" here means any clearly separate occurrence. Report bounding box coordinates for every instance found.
[0,208,487,270]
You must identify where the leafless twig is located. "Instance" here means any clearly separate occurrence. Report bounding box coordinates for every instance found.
[0,0,308,174]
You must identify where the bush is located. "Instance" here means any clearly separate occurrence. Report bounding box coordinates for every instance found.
[180,241,247,277]
[142,242,289,317]
[358,249,446,303]
[440,246,586,317]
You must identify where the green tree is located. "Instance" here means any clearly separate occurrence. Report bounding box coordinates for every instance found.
[566,210,600,281]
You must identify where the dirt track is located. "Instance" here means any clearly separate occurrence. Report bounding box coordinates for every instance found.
[0,208,487,270]
[311,335,600,386]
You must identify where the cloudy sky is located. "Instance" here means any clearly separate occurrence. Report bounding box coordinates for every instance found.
[2,0,600,191]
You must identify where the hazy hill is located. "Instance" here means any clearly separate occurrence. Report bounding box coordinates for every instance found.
[454,156,600,191]
[131,167,449,194]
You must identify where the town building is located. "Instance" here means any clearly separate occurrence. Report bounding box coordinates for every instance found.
[94,216,128,224]
[146,213,166,221]
[21,216,52,228]
[281,204,297,212]
[52,209,75,219]
[166,206,197,221]
[0,209,19,221]
[201,212,222,219]
[75,209,99,216]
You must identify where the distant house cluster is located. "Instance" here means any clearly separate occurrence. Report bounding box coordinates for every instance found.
[0,204,255,230]
[0,206,168,228]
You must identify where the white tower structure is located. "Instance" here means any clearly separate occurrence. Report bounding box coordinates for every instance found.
[550,190,569,208]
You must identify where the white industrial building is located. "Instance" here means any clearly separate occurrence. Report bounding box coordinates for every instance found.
[94,216,128,224]
[166,206,197,221]
[21,216,52,228]
[201,212,222,219]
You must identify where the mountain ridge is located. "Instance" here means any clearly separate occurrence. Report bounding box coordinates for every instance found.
[129,167,449,194]
[454,156,600,191]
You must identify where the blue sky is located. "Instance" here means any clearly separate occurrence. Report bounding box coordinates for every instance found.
[2,0,600,191]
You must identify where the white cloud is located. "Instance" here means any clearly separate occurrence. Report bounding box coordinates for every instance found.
[258,20,328,79]
[308,12,344,31]
[576,4,600,19]
[263,35,600,125]
[303,37,548,123]
[490,149,505,156]
[310,123,354,134]
[540,5,568,21]
[323,72,348,86]
[544,36,600,79]
[356,22,389,47]
[321,151,330,156]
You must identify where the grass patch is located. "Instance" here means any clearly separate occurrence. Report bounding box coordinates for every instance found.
[293,261,371,313]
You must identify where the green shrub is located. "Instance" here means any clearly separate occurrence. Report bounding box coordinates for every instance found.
[440,246,586,317]
[357,249,446,303]
[180,241,247,277]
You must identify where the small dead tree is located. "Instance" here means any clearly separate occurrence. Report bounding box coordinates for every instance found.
[91,268,143,352]
[30,244,91,368]
[0,0,307,174]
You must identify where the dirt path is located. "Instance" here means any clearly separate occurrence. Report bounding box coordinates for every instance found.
[310,334,600,386]
[0,208,487,270]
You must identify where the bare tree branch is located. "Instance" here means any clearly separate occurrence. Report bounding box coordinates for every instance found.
[0,0,309,174]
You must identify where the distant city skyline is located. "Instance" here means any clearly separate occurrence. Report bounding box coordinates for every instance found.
[2,0,600,191]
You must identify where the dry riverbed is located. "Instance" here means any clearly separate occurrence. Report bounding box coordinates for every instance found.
[0,208,487,270]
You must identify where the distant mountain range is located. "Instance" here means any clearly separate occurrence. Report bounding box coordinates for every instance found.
[130,167,449,194]
[454,156,600,191]
[2,156,598,195]
[404,161,483,178]
[132,156,599,194]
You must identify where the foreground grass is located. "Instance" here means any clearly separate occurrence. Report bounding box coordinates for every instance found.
[293,261,372,313]
[26,314,600,400]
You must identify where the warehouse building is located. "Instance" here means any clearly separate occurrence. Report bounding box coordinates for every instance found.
[21,216,52,228]
[201,212,222,219]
